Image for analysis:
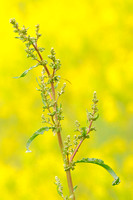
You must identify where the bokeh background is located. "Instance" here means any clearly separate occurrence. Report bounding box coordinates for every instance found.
[0,0,133,199]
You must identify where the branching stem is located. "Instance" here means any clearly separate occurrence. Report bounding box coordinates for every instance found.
[33,44,75,199]
[10,19,120,200]
[70,114,94,163]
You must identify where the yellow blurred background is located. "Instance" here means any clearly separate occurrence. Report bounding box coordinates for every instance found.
[0,0,133,199]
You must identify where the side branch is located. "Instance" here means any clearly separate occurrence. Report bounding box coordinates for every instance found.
[70,118,94,163]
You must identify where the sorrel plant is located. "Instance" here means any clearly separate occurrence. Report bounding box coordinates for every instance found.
[10,18,120,200]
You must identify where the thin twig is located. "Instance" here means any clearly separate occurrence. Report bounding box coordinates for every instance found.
[70,114,94,163]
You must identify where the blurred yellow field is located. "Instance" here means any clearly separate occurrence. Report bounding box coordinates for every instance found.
[0,0,133,199]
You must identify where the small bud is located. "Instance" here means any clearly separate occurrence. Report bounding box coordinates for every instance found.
[51,47,56,55]
[14,29,18,33]
[93,91,97,98]
[92,91,98,104]
[67,135,70,143]
[41,60,48,66]
[74,135,77,139]
[48,55,52,59]
[75,120,80,127]
[41,114,45,119]
[35,24,39,29]
[10,18,16,24]
[38,47,45,52]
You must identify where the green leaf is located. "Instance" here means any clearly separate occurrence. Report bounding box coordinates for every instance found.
[75,158,120,186]
[13,64,39,78]
[73,185,78,192]
[92,113,99,121]
[26,127,50,152]
[36,77,41,87]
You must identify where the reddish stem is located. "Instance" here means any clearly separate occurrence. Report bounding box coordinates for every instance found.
[70,140,84,163]
[32,43,50,76]
[70,119,94,163]
[33,46,75,198]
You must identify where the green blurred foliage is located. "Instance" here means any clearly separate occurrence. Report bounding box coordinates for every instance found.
[0,0,133,199]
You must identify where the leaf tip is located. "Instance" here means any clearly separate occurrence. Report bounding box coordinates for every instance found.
[112,177,120,186]
[26,149,32,153]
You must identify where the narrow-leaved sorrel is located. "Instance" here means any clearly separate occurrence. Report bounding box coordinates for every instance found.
[10,18,120,200]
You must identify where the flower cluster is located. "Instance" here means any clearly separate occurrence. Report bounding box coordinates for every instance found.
[10,18,44,60]
[10,19,66,136]
[55,176,64,198]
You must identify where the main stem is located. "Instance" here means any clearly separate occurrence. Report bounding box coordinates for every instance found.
[57,130,75,200]
[52,84,75,200]
[33,45,75,199]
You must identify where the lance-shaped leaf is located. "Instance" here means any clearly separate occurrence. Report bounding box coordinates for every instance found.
[73,185,78,192]
[75,158,120,186]
[13,64,39,78]
[26,127,50,152]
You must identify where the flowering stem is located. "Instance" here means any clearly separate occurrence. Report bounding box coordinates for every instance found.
[57,131,75,199]
[32,43,51,75]
[50,74,75,199]
[10,19,120,200]
[70,139,84,163]
[70,117,94,163]
[33,45,75,198]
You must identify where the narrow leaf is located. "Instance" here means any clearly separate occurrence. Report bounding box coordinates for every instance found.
[13,64,39,78]
[36,77,41,87]
[93,113,99,121]
[26,127,50,152]
[75,158,120,186]
[73,185,78,192]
